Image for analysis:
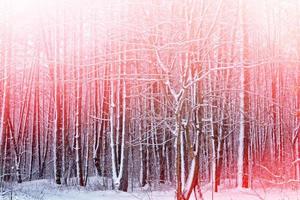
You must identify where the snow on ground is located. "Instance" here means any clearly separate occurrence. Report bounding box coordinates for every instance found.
[202,188,300,200]
[1,179,300,200]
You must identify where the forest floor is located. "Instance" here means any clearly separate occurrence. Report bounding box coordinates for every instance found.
[1,178,300,200]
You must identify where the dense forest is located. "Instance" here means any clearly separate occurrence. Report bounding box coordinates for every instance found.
[0,0,299,199]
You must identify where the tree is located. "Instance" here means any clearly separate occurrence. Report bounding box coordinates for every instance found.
[237,0,250,189]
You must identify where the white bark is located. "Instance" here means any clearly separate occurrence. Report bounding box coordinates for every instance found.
[110,64,118,182]
[237,57,245,189]
[180,131,185,189]
[115,77,126,186]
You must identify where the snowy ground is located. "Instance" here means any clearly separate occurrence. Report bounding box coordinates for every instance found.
[1,179,300,200]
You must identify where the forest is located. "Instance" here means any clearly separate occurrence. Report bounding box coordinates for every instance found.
[0,0,299,199]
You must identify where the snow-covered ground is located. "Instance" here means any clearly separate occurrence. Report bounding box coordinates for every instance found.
[1,179,300,200]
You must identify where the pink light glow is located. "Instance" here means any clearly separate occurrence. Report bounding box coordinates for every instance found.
[0,0,299,199]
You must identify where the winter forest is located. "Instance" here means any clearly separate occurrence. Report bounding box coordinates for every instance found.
[0,0,299,199]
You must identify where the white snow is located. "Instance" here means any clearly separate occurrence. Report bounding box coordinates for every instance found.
[2,179,300,200]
